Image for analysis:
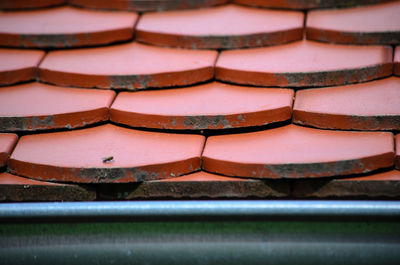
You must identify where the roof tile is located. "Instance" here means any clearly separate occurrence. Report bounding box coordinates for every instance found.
[203,125,394,178]
[395,46,400,76]
[0,7,137,48]
[0,82,115,131]
[0,48,45,86]
[70,0,228,12]
[216,40,392,87]
[396,134,399,169]
[8,124,205,183]
[307,2,400,45]
[110,82,293,130]
[39,42,217,89]
[233,0,396,9]
[0,172,96,201]
[0,133,18,167]
[136,5,304,49]
[293,77,400,130]
[0,0,65,10]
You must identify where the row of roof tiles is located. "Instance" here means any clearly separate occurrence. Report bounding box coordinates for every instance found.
[1,78,399,131]
[1,124,399,183]
[1,41,400,89]
[0,3,399,49]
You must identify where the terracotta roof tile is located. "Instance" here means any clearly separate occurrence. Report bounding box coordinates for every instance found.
[136,5,304,49]
[293,77,400,130]
[233,0,396,9]
[0,172,96,201]
[307,2,400,45]
[216,40,392,87]
[202,125,394,179]
[0,48,45,86]
[0,133,18,167]
[396,134,400,170]
[110,82,293,130]
[0,0,65,10]
[8,124,205,183]
[70,0,228,12]
[395,46,400,76]
[0,82,115,131]
[39,42,217,89]
[0,7,137,48]
[293,170,400,198]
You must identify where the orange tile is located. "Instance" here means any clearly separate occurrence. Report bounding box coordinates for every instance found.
[396,134,399,170]
[307,2,400,45]
[216,40,392,87]
[0,172,96,201]
[203,125,394,179]
[9,124,205,183]
[293,77,400,130]
[233,0,396,9]
[0,82,115,131]
[70,0,228,12]
[0,0,65,10]
[0,7,137,48]
[110,82,293,130]
[0,133,18,167]
[39,42,217,89]
[395,46,400,76]
[0,48,44,86]
[136,5,303,49]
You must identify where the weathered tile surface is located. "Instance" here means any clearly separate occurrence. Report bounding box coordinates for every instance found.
[0,0,65,10]
[233,0,396,9]
[0,133,18,167]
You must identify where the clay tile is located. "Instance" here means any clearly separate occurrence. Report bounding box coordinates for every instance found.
[0,172,96,201]
[0,48,45,86]
[202,124,394,179]
[396,134,399,169]
[39,42,218,89]
[293,77,400,131]
[70,0,228,12]
[8,124,205,183]
[233,0,396,9]
[216,40,392,87]
[292,170,400,198]
[0,0,65,10]
[395,46,400,76]
[0,82,115,131]
[136,5,304,49]
[110,82,293,130]
[0,7,137,48]
[307,2,400,45]
[113,171,289,199]
[0,133,18,167]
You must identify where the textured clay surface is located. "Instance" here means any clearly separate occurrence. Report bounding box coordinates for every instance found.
[0,7,137,48]
[0,82,115,131]
[8,124,205,183]
[110,82,293,130]
[119,171,289,199]
[0,0,65,10]
[293,77,400,130]
[0,172,96,201]
[292,170,400,198]
[39,42,217,89]
[307,2,400,45]
[136,5,303,49]
[202,124,394,179]
[396,134,399,170]
[70,0,228,12]
[395,46,400,76]
[0,48,45,86]
[0,133,18,167]
[216,40,392,87]
[233,0,396,9]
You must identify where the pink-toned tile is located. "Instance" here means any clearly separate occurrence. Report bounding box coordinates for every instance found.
[39,42,217,89]
[0,0,65,10]
[0,172,96,201]
[0,133,18,167]
[110,82,293,130]
[307,2,400,45]
[0,82,115,131]
[216,40,392,87]
[0,48,45,86]
[136,5,304,49]
[70,0,228,12]
[203,124,394,178]
[0,7,137,48]
[234,0,396,9]
[9,124,205,183]
[293,77,400,130]
[395,46,400,76]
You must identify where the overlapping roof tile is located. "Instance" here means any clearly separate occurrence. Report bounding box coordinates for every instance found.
[0,0,66,10]
[0,133,18,167]
[233,0,396,9]
[395,46,400,75]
